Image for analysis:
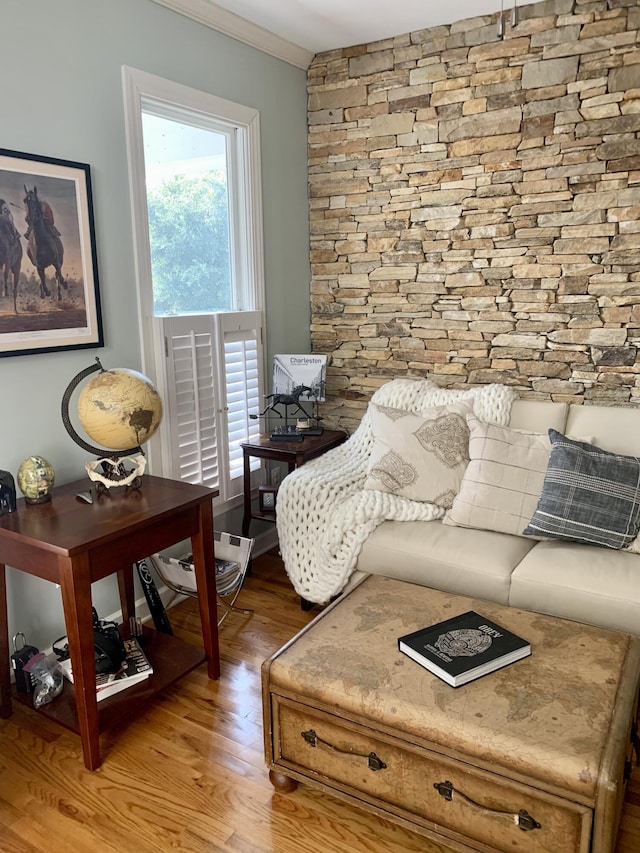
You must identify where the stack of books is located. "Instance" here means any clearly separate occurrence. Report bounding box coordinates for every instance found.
[59,637,153,701]
[398,610,531,688]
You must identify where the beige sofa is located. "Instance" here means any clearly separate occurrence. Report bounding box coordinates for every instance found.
[355,399,640,637]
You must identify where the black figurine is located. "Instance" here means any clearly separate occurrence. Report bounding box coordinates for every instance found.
[0,470,17,514]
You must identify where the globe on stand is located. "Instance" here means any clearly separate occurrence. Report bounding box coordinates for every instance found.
[17,455,55,504]
[62,357,163,493]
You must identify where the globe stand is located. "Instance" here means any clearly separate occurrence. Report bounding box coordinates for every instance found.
[61,357,153,493]
[85,453,147,495]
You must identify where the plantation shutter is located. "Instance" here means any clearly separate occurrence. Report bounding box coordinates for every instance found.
[162,311,264,504]
[216,311,263,498]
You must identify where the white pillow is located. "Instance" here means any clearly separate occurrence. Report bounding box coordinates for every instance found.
[364,400,472,509]
[443,415,554,537]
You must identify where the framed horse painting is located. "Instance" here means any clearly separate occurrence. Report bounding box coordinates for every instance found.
[0,147,103,357]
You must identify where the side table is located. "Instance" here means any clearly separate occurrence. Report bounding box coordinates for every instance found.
[0,475,219,770]
[241,429,347,537]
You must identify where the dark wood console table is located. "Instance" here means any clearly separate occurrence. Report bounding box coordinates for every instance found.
[0,475,219,770]
[241,430,347,537]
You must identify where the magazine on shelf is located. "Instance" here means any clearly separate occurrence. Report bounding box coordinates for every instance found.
[59,637,153,701]
[398,611,530,688]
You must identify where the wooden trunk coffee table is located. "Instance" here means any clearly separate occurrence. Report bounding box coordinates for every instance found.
[263,575,640,853]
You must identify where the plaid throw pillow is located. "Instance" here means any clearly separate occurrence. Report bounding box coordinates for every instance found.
[523,430,640,549]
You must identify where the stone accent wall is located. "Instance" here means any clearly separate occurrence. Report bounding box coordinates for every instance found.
[308,0,640,433]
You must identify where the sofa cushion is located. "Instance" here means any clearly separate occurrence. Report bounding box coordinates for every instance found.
[507,399,568,433]
[523,431,640,549]
[356,519,536,605]
[364,400,472,509]
[443,415,552,537]
[509,540,640,636]
[564,403,640,456]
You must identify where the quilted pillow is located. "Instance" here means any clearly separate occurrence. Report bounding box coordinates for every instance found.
[364,400,472,508]
[523,431,640,549]
[443,415,553,537]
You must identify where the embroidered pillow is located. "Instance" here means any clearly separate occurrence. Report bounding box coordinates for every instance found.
[523,431,640,549]
[364,400,472,508]
[443,415,553,537]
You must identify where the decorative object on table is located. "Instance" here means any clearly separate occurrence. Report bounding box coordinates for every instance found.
[251,383,314,440]
[0,469,17,514]
[258,485,278,512]
[0,147,103,358]
[16,455,55,504]
[398,610,530,688]
[250,354,327,441]
[61,356,163,492]
[271,353,327,435]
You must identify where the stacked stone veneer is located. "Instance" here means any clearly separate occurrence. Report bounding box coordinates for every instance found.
[308,0,640,432]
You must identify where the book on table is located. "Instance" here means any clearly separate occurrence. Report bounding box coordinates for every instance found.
[398,610,531,687]
[59,637,153,701]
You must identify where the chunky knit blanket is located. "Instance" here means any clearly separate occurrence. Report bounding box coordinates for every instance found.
[276,378,517,604]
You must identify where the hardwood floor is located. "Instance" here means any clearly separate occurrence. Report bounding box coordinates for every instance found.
[1,550,639,853]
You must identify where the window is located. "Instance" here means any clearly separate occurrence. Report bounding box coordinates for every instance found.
[122,67,265,508]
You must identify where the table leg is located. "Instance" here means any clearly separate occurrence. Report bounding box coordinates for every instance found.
[242,449,252,537]
[0,562,10,718]
[191,499,220,680]
[58,553,101,770]
[116,565,135,627]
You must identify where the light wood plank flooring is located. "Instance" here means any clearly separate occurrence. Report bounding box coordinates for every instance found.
[1,550,639,852]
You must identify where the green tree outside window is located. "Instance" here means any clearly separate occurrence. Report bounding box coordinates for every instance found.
[147,170,231,316]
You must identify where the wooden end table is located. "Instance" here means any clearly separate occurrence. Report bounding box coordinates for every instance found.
[0,475,219,770]
[241,429,347,537]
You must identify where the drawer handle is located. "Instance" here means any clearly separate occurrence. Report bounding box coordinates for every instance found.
[301,729,387,771]
[434,780,541,832]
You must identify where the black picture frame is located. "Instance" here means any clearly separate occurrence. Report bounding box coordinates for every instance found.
[0,147,103,358]
[258,485,278,512]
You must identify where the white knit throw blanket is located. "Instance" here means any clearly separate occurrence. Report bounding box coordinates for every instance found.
[276,378,517,604]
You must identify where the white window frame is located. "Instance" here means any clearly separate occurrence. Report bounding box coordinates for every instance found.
[121,66,266,511]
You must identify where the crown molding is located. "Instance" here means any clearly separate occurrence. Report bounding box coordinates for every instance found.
[150,0,313,70]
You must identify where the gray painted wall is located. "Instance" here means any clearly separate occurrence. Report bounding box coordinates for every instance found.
[1,0,310,649]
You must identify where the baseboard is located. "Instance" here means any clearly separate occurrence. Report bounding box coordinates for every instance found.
[250,527,279,558]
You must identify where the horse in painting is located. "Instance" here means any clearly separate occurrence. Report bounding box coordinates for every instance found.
[0,199,22,313]
[23,185,67,300]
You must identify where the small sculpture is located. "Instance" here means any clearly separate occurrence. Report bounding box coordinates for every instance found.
[251,385,314,422]
[0,470,17,514]
[250,385,315,440]
[85,454,147,491]
[17,456,55,504]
